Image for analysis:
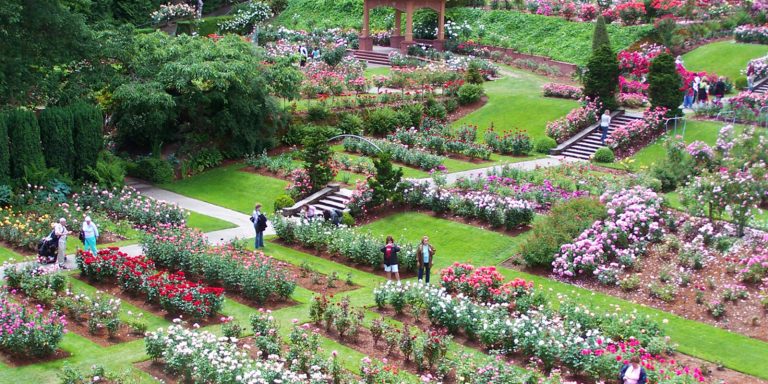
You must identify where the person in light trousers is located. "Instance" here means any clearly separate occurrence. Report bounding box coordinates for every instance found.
[82,216,99,255]
[416,236,436,283]
[600,110,611,145]
[53,218,69,269]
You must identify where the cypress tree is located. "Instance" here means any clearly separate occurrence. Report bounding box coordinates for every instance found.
[71,101,104,179]
[592,16,611,51]
[7,109,45,179]
[648,53,684,116]
[0,113,10,184]
[368,151,404,207]
[583,44,619,111]
[39,106,76,177]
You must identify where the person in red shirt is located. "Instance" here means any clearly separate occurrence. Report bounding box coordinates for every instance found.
[380,236,401,282]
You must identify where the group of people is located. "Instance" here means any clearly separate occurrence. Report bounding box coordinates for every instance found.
[380,236,435,283]
[41,216,99,269]
[298,45,322,67]
[683,74,727,109]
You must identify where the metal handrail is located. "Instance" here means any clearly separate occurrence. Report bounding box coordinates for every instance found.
[715,111,736,125]
[328,134,382,152]
[664,116,686,138]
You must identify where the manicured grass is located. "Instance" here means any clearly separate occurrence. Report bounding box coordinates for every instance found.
[682,40,768,84]
[452,66,578,141]
[0,246,31,264]
[364,66,391,79]
[160,164,289,215]
[186,211,237,232]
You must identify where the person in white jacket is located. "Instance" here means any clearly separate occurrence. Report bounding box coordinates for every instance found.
[82,216,99,255]
[53,218,69,269]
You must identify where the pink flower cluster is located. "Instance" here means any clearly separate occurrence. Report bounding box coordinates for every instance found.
[440,262,534,304]
[542,83,583,100]
[617,92,648,108]
[546,98,601,143]
[606,107,667,153]
[553,187,665,279]
[735,24,768,44]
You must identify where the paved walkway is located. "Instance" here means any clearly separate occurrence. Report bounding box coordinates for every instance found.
[409,156,581,185]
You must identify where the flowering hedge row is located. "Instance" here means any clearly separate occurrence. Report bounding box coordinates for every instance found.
[0,292,66,358]
[399,181,535,230]
[542,83,582,100]
[77,248,224,318]
[272,217,418,272]
[454,172,588,208]
[342,137,445,171]
[387,122,492,160]
[73,185,186,227]
[440,262,535,304]
[483,128,533,156]
[545,98,601,143]
[553,187,665,284]
[735,24,768,44]
[693,90,768,122]
[141,226,296,304]
[606,107,667,158]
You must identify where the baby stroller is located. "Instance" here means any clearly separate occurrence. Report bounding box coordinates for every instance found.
[37,230,58,264]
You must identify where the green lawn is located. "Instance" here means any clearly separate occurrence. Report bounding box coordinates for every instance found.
[186,211,237,232]
[160,164,289,215]
[0,246,31,264]
[452,65,578,141]
[682,40,768,84]
[364,66,390,79]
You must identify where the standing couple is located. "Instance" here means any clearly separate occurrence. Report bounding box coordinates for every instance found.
[380,236,435,283]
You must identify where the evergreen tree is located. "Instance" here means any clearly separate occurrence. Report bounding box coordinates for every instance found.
[71,101,104,179]
[0,113,10,184]
[301,126,336,192]
[368,152,403,207]
[592,15,611,51]
[39,106,75,177]
[7,109,45,179]
[583,44,619,111]
[648,53,684,116]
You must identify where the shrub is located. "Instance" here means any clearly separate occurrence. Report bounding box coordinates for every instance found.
[0,293,65,357]
[38,107,75,178]
[71,101,104,179]
[583,44,619,111]
[593,147,615,163]
[307,103,329,122]
[426,103,448,120]
[520,198,607,267]
[6,109,45,180]
[274,194,295,212]
[0,113,9,184]
[735,76,748,91]
[337,113,363,135]
[84,152,126,189]
[648,53,683,116]
[126,157,174,184]
[186,147,223,175]
[341,211,355,226]
[399,103,424,128]
[443,99,459,113]
[457,84,485,105]
[534,137,557,154]
[302,126,336,191]
[365,107,400,135]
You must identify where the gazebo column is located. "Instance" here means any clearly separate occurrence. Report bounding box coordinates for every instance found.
[400,1,414,53]
[390,10,404,48]
[360,0,373,51]
[433,1,446,51]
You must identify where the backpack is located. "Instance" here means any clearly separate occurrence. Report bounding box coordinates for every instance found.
[256,214,268,231]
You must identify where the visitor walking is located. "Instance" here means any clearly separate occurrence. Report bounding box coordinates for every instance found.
[381,236,401,282]
[416,236,435,283]
[299,45,308,67]
[683,85,695,109]
[600,109,611,146]
[251,203,267,249]
[712,77,726,101]
[619,356,647,384]
[312,47,321,60]
[692,75,701,102]
[81,216,99,255]
[53,218,69,269]
[698,78,709,104]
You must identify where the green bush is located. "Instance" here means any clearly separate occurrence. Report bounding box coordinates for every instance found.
[443,99,459,113]
[583,44,619,111]
[127,157,174,184]
[520,197,607,267]
[38,107,75,178]
[457,84,485,105]
[650,138,693,192]
[273,194,296,212]
[0,185,12,206]
[648,53,683,116]
[281,124,307,146]
[592,147,615,163]
[6,109,45,180]
[426,103,447,120]
[534,137,557,154]
[337,113,363,135]
[398,103,424,128]
[71,102,104,179]
[0,113,10,184]
[85,152,126,189]
[187,148,223,174]
[177,16,235,36]
[365,107,400,135]
[307,104,330,122]
[341,211,355,226]
[735,76,748,91]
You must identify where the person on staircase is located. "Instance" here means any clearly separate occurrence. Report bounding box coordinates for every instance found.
[600,109,611,146]
[251,203,267,249]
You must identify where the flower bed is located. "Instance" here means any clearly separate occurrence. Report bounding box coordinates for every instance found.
[454,172,588,208]
[545,98,601,143]
[440,262,535,304]
[735,24,768,44]
[482,127,533,156]
[77,248,224,319]
[542,83,582,100]
[342,137,445,171]
[141,226,296,304]
[0,292,66,358]
[399,180,535,230]
[387,120,493,160]
[73,185,186,226]
[553,187,665,284]
[272,217,418,272]
[606,107,667,158]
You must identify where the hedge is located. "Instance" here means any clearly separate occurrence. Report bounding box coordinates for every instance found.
[0,114,9,184]
[39,106,76,177]
[71,102,104,179]
[7,109,45,179]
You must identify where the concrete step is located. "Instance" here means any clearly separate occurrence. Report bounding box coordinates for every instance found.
[324,195,349,204]
[562,151,591,160]
[316,199,346,209]
[336,189,354,198]
[564,147,597,157]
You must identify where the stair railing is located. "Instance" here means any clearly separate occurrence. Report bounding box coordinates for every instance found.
[663,116,686,138]
[715,111,736,125]
[329,134,383,153]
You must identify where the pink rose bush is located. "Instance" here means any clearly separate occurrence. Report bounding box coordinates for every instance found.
[606,107,667,157]
[454,172,588,208]
[546,98,601,143]
[553,187,665,283]
[617,92,648,108]
[440,262,534,304]
[0,293,66,358]
[542,83,583,100]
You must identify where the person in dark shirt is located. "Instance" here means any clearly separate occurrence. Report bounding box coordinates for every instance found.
[380,236,401,282]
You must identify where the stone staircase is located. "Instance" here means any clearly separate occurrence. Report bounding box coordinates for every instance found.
[281,184,353,217]
[551,111,643,160]
[348,50,391,66]
[752,76,768,94]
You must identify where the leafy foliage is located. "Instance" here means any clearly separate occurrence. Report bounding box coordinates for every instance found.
[583,45,619,111]
[6,109,45,180]
[301,126,336,191]
[38,106,75,177]
[592,15,610,51]
[648,53,684,116]
[71,101,104,179]
[368,152,403,207]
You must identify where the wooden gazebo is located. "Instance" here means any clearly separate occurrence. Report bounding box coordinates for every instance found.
[359,0,447,53]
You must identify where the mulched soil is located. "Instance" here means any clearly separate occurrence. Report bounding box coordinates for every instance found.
[282,262,361,296]
[7,290,142,347]
[446,96,488,123]
[273,240,417,280]
[135,360,180,384]
[502,243,768,343]
[0,349,70,368]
